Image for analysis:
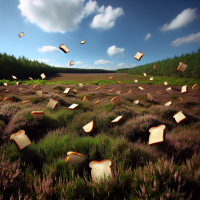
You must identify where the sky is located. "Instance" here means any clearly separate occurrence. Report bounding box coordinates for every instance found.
[0,0,200,71]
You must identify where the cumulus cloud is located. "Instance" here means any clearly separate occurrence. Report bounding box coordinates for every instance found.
[74,61,84,65]
[107,45,124,56]
[81,64,88,68]
[89,5,124,30]
[94,59,113,64]
[144,33,151,41]
[31,58,51,63]
[160,8,198,31]
[116,63,126,67]
[82,0,98,17]
[38,46,59,52]
[171,32,200,46]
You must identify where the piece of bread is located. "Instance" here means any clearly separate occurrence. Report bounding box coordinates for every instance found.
[40,73,46,79]
[149,77,153,81]
[3,97,14,104]
[109,76,113,80]
[164,81,168,85]
[95,100,99,104]
[166,87,173,93]
[47,98,58,110]
[134,79,138,83]
[74,89,77,93]
[138,86,144,90]
[63,88,71,94]
[68,104,79,110]
[86,83,90,85]
[10,130,31,150]
[111,96,120,106]
[96,86,101,90]
[148,125,166,146]
[133,100,139,105]
[181,85,188,93]
[59,44,70,53]
[173,111,187,124]
[12,75,17,80]
[117,81,121,84]
[192,83,199,91]
[164,101,172,106]
[4,83,7,86]
[116,91,121,94]
[16,82,19,85]
[83,96,90,102]
[22,100,29,104]
[134,51,143,61]
[153,65,157,70]
[79,83,83,87]
[178,97,183,101]
[83,120,95,134]
[156,91,162,95]
[143,73,146,77]
[5,90,9,92]
[177,62,187,72]
[80,40,85,44]
[111,116,123,123]
[29,77,33,80]
[89,159,114,183]
[36,90,43,97]
[0,95,3,101]
[127,89,133,94]
[31,111,45,120]
[147,93,153,101]
[19,88,22,90]
[70,60,73,66]
[34,84,41,91]
[19,32,25,38]
[109,90,113,92]
[64,152,85,165]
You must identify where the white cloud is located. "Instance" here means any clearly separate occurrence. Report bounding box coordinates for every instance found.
[171,32,200,46]
[81,64,88,68]
[144,33,151,41]
[74,61,84,65]
[82,0,98,17]
[160,8,198,31]
[116,63,126,67]
[38,46,59,52]
[89,5,124,30]
[107,45,124,56]
[31,58,51,63]
[94,59,113,64]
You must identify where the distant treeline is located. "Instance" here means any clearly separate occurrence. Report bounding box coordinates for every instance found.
[116,48,200,79]
[0,52,115,80]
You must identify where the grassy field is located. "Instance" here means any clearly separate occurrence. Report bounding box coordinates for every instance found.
[0,73,200,200]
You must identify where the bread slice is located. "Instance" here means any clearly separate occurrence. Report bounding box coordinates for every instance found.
[74,89,77,93]
[83,120,95,134]
[79,83,83,87]
[96,86,101,90]
[4,83,7,86]
[83,96,90,102]
[31,111,45,120]
[86,83,90,85]
[153,65,157,70]
[5,90,9,93]
[178,97,183,101]
[164,81,168,86]
[34,84,41,91]
[68,104,79,110]
[166,87,173,93]
[192,83,199,91]
[95,100,99,104]
[134,51,143,61]
[10,130,31,150]
[47,98,58,110]
[59,44,70,53]
[127,89,133,94]
[156,91,162,95]
[143,73,146,77]
[181,85,188,93]
[147,93,153,101]
[138,86,144,91]
[64,152,85,165]
[134,79,138,83]
[89,159,114,183]
[117,81,121,84]
[70,60,73,66]
[116,91,121,94]
[111,96,120,106]
[29,77,33,80]
[36,90,43,97]
[148,125,166,146]
[149,77,153,81]
[164,101,172,106]
[63,88,71,94]
[40,73,46,79]
[111,116,123,123]
[3,97,14,104]
[109,90,113,92]
[22,100,29,104]
[16,82,19,85]
[173,111,187,124]
[109,76,113,80]
[133,100,139,105]
[12,75,17,80]
[19,32,25,38]
[80,40,85,44]
[177,62,187,72]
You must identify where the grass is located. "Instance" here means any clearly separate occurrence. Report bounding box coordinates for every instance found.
[0,74,200,199]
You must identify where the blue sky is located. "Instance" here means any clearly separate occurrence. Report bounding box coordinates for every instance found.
[0,0,200,71]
